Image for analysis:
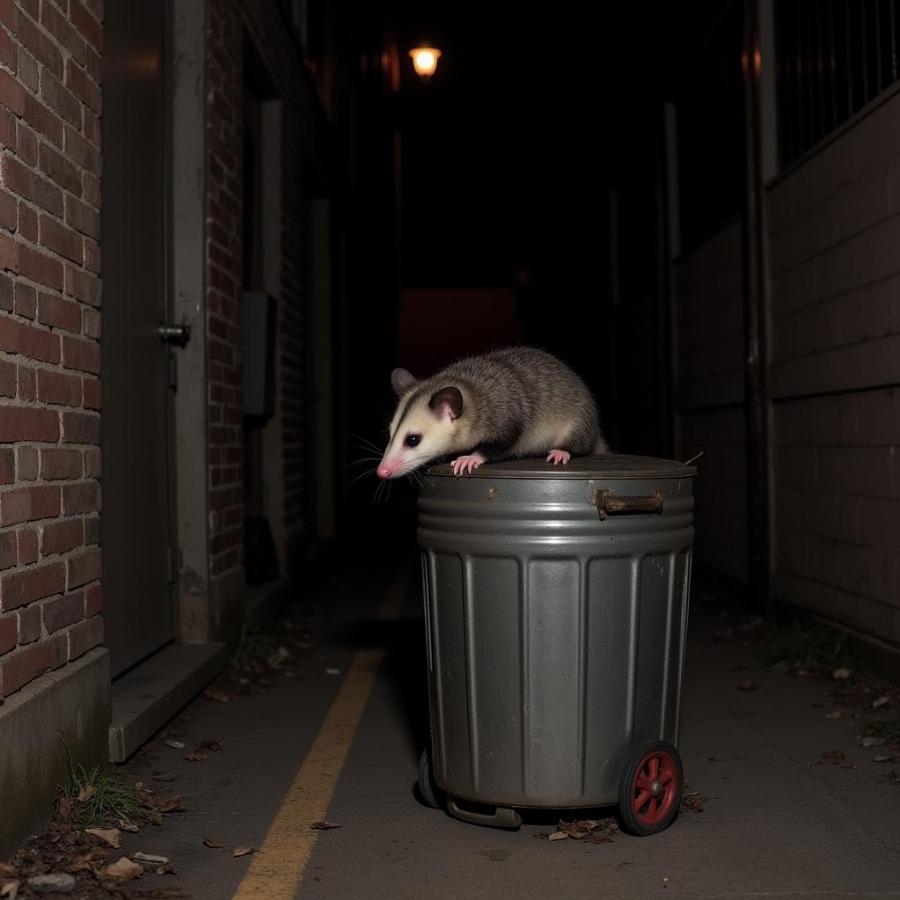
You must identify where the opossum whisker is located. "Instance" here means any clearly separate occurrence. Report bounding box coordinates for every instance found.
[348,466,378,488]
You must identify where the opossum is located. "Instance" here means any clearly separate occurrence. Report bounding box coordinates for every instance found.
[377,347,609,479]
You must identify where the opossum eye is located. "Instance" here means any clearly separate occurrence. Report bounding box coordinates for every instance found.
[404,433,421,447]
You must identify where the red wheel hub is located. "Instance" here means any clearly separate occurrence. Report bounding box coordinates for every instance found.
[630,749,677,826]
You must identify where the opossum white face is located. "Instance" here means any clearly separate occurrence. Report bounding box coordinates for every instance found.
[377,369,464,479]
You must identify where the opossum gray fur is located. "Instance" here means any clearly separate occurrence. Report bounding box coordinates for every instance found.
[377,347,609,478]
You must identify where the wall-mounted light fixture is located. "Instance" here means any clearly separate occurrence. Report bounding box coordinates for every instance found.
[409,44,441,79]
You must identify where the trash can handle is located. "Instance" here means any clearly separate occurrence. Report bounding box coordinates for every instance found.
[594,488,664,519]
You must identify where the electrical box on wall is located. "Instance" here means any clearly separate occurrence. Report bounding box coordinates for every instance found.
[242,291,276,419]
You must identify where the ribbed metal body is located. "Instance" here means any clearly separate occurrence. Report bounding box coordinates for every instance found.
[417,455,696,809]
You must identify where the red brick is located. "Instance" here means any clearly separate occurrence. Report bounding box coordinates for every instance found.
[37,292,81,333]
[65,194,99,239]
[17,46,38,93]
[0,316,62,363]
[0,633,67,695]
[17,364,35,400]
[83,170,99,207]
[62,480,98,514]
[39,216,82,264]
[42,1,85,66]
[0,24,15,71]
[0,530,15,569]
[0,229,16,270]
[17,243,64,290]
[0,485,60,526]
[18,201,37,241]
[83,43,99,85]
[66,546,98,589]
[62,481,100,516]
[83,514,98,545]
[0,107,12,151]
[38,141,81,195]
[0,358,14,397]
[41,518,82,555]
[0,186,15,231]
[82,375,100,410]
[42,590,82,633]
[23,92,63,147]
[14,282,36,319]
[83,582,100,617]
[83,446,99,477]
[67,614,101,661]
[0,271,11,309]
[17,527,38,564]
[64,265,98,305]
[40,447,82,480]
[15,446,37,481]
[70,0,100,51]
[83,107,99,146]
[0,406,59,442]
[15,121,37,166]
[0,560,65,611]
[63,125,99,177]
[17,603,41,643]
[9,5,62,79]
[0,66,25,116]
[61,410,98,444]
[61,336,98,373]
[0,448,12,484]
[64,58,99,112]
[0,612,15,652]
[82,306,99,339]
[83,237,99,274]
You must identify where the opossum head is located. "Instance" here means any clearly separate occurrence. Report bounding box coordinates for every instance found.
[377,368,466,479]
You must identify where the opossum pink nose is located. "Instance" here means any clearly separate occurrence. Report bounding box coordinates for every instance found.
[377,464,393,479]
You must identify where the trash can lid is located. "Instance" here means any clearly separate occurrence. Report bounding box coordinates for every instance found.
[426,454,697,480]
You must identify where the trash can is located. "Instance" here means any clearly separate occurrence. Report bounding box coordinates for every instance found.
[416,454,696,834]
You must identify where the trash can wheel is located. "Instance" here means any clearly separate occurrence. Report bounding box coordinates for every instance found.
[618,740,683,836]
[417,748,442,809]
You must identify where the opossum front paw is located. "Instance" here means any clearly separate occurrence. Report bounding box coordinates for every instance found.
[546,449,571,466]
[451,453,485,476]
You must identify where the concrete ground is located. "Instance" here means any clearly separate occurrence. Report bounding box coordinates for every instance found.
[119,552,900,900]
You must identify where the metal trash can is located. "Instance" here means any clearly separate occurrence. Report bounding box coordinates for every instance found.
[416,454,696,834]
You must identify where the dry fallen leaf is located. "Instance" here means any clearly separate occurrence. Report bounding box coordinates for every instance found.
[737,677,758,692]
[104,856,144,881]
[86,827,121,848]
[548,831,568,841]
[825,711,843,720]
[182,751,208,762]
[151,795,184,814]
[164,740,186,751]
[203,837,224,849]
[232,847,256,858]
[152,772,177,783]
[198,739,223,752]
[820,750,846,763]
[873,755,894,763]
[831,667,852,680]
[310,821,341,831]
[872,696,890,709]
[77,784,96,802]
[0,867,15,880]
[119,820,141,833]
[681,791,706,813]
[0,881,18,899]
[203,687,235,703]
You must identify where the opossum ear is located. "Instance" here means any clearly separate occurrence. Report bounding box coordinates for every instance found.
[391,368,417,397]
[429,386,463,421]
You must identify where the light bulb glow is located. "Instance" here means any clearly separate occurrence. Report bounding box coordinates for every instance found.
[410,45,442,78]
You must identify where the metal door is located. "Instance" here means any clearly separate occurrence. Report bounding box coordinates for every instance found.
[101,0,174,676]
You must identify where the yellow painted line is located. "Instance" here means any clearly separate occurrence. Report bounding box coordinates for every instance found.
[232,570,407,900]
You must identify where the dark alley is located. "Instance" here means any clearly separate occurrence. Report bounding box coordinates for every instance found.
[1,0,900,897]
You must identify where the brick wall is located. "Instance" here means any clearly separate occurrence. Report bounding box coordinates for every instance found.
[205,0,244,581]
[0,0,103,698]
[767,90,900,646]
[205,0,312,584]
[674,221,748,581]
